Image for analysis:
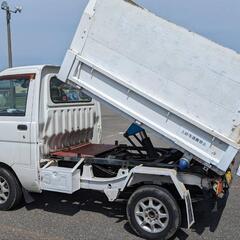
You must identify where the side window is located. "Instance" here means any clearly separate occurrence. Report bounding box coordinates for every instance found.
[0,77,30,116]
[50,77,91,104]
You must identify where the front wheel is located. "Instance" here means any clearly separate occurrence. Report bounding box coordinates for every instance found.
[127,185,181,240]
[0,167,22,210]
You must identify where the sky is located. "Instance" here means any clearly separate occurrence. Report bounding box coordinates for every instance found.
[0,0,240,71]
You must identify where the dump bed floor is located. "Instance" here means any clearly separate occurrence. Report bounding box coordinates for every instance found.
[51,144,117,158]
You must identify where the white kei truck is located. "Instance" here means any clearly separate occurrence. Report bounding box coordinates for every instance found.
[0,0,240,239]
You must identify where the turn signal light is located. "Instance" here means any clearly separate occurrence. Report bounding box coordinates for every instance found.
[213,180,223,196]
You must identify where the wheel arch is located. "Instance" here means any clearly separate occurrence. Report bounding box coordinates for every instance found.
[125,180,183,202]
[126,167,187,200]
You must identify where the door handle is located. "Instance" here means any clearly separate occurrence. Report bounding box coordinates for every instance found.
[17,124,28,131]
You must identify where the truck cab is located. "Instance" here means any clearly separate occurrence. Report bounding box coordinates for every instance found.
[0,65,102,193]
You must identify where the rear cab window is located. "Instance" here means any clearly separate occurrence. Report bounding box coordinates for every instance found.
[0,74,35,116]
[50,77,91,104]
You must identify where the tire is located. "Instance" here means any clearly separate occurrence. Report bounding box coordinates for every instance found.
[0,167,22,210]
[127,185,181,240]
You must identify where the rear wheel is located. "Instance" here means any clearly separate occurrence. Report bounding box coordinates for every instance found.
[127,185,181,240]
[0,168,22,210]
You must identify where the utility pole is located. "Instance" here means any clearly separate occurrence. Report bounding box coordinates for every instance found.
[1,1,22,68]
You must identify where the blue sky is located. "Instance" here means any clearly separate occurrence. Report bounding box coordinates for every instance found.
[0,0,240,71]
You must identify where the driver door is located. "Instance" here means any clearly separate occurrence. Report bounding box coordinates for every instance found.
[0,74,35,168]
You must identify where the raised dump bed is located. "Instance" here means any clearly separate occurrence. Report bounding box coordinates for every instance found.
[58,0,240,174]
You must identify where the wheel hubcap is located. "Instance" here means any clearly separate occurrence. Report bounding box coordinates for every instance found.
[134,197,169,233]
[0,177,9,204]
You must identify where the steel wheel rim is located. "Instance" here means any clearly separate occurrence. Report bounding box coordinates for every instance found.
[134,197,169,234]
[0,177,9,204]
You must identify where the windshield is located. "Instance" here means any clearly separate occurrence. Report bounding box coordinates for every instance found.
[0,74,34,116]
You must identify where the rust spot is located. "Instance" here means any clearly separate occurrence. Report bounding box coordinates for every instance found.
[124,0,143,9]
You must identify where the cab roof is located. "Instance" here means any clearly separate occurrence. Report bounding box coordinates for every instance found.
[0,65,59,77]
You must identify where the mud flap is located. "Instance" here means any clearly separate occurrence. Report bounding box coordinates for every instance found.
[22,188,35,204]
[184,190,195,228]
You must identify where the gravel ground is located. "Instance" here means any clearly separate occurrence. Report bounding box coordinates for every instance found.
[0,106,239,240]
